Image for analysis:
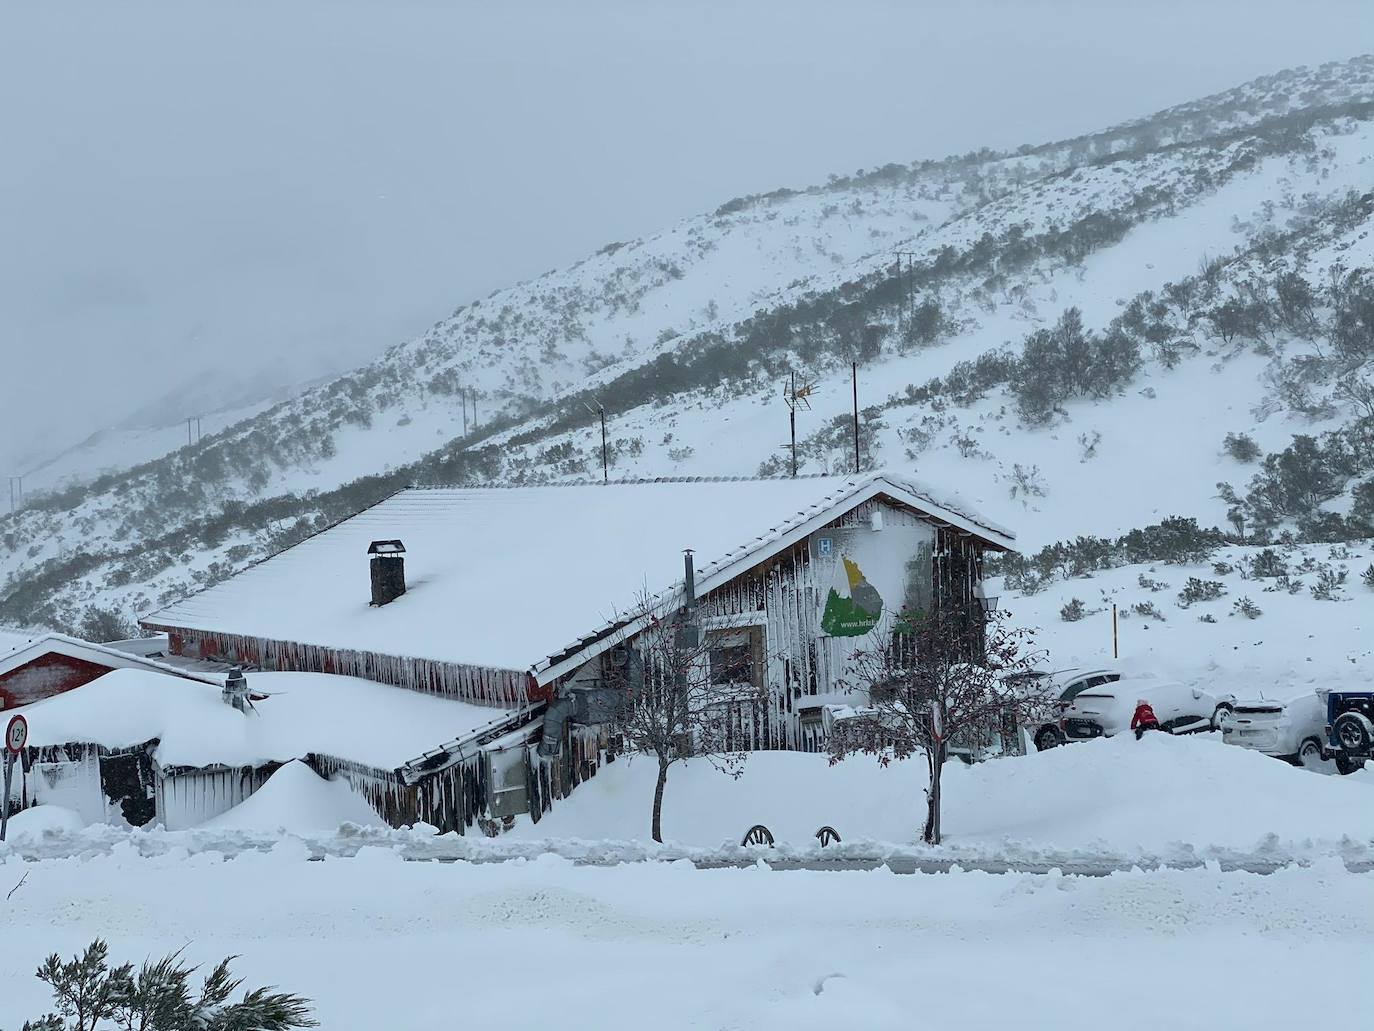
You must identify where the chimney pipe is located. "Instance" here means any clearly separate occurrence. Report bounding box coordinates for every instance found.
[222,666,249,713]
[677,549,700,649]
[368,540,407,606]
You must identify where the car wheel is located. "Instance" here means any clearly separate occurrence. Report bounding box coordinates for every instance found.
[1335,754,1366,776]
[1210,704,1234,731]
[1334,712,1373,753]
[1297,738,1326,771]
[1035,727,1063,751]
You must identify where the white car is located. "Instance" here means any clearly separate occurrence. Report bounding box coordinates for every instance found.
[1221,693,1330,770]
[1059,681,1235,741]
[1018,669,1126,751]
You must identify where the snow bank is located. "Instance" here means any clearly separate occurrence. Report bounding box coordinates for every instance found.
[204,761,384,833]
[507,732,1373,852]
[4,804,86,840]
[22,668,513,770]
[0,840,1366,1031]
[941,731,1370,851]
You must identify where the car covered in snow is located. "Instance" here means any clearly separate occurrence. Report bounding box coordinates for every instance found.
[1058,680,1235,741]
[1013,668,1126,750]
[1321,689,1374,776]
[1221,693,1333,770]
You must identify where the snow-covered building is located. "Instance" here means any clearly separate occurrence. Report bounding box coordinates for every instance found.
[16,668,541,831]
[142,473,1014,753]
[0,633,216,711]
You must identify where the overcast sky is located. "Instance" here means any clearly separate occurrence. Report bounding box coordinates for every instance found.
[2,0,1369,474]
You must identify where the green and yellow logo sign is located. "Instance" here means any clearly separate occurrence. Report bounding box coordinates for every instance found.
[821,556,884,637]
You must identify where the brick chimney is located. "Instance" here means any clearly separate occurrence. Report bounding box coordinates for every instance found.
[368,540,406,606]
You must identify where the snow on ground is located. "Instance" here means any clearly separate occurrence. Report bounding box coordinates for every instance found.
[204,760,385,833]
[3,803,86,841]
[508,733,1372,855]
[996,541,1374,699]
[22,668,513,769]
[0,846,1366,1030]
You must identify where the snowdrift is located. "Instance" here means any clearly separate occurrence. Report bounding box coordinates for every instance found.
[205,761,384,833]
[4,804,86,841]
[508,732,1373,852]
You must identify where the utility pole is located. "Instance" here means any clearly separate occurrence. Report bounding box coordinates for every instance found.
[600,406,608,484]
[196,417,202,442]
[583,401,609,483]
[851,362,861,475]
[461,388,468,436]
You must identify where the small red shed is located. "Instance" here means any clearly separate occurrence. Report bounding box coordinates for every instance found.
[0,634,207,710]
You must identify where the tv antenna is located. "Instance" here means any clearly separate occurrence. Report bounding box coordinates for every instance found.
[780,371,813,478]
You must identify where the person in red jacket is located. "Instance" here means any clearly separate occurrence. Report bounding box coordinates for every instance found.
[1131,699,1161,739]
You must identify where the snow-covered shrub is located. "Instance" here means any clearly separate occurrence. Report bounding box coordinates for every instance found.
[1222,432,1262,462]
[1132,600,1166,621]
[1249,547,1288,578]
[1362,563,1374,590]
[1077,430,1102,461]
[1310,564,1348,601]
[22,938,316,1030]
[1060,598,1088,622]
[1010,308,1141,424]
[1231,596,1263,619]
[1198,613,1217,623]
[1008,463,1047,502]
[1177,577,1227,607]
[1137,573,1169,592]
[1212,560,1235,576]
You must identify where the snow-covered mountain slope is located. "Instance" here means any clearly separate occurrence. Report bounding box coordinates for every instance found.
[2,56,1373,632]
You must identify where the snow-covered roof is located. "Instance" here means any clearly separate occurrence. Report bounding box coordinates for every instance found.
[0,625,47,658]
[0,633,221,686]
[22,668,517,771]
[144,472,1014,677]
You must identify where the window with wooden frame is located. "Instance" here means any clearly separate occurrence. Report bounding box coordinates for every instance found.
[706,626,763,691]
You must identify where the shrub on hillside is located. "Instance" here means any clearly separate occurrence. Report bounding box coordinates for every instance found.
[1231,596,1262,619]
[1177,578,1227,608]
[1222,432,1262,462]
[1060,598,1088,622]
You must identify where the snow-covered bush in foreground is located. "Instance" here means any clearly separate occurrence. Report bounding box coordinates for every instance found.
[19,939,315,1031]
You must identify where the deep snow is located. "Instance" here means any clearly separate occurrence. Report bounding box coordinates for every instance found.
[505,731,1371,855]
[0,846,1365,1030]
[203,760,384,833]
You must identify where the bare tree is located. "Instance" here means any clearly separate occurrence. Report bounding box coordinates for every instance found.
[598,588,763,843]
[827,605,1045,845]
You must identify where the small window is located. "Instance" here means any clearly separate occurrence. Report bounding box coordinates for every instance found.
[709,642,753,686]
[707,628,759,688]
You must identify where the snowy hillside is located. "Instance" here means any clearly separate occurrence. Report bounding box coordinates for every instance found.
[2,55,1373,632]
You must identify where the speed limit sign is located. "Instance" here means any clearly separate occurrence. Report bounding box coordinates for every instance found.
[5,714,27,754]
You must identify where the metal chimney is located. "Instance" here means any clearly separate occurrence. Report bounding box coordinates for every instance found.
[677,548,700,649]
[368,540,407,606]
[222,666,250,713]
